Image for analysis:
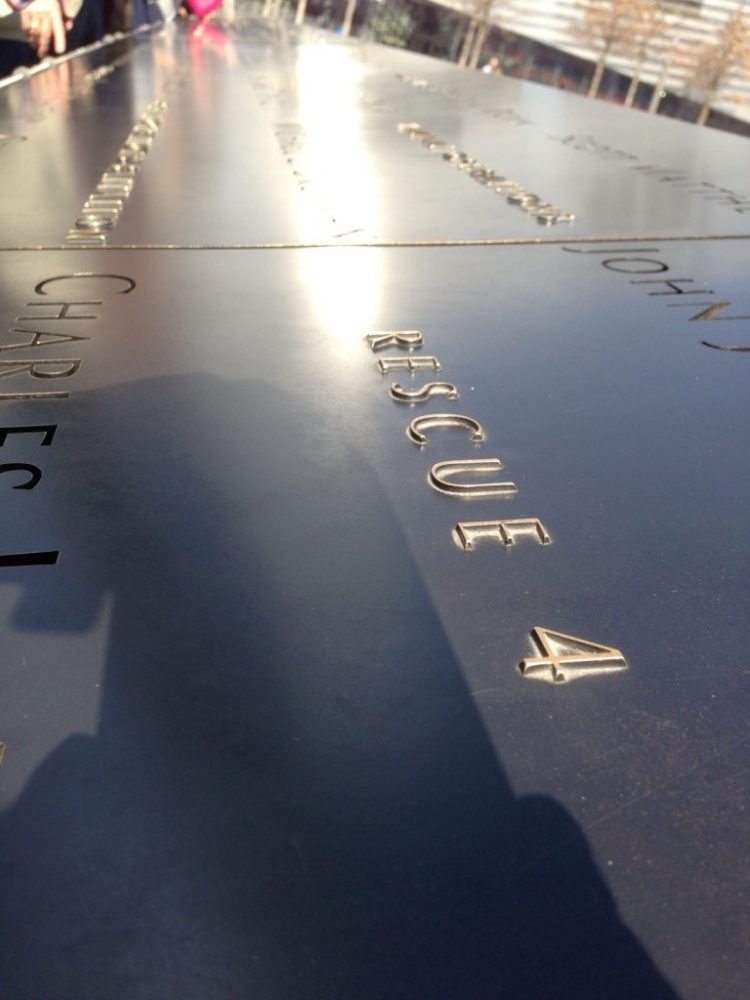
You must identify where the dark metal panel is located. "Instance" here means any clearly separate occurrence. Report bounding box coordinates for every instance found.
[242,27,750,241]
[0,33,163,243]
[0,244,746,999]
[0,24,305,246]
[1,21,750,246]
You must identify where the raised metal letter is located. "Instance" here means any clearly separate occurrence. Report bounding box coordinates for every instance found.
[408,414,484,447]
[379,356,440,375]
[429,459,517,498]
[519,627,628,684]
[366,330,423,351]
[455,518,551,550]
[390,381,459,403]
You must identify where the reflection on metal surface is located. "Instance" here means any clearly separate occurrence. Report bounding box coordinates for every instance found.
[289,48,383,345]
[0,742,4,765]
[389,380,459,403]
[455,518,551,550]
[519,628,628,684]
[289,46,380,242]
[429,458,517,498]
[298,250,381,351]
[366,330,423,351]
[407,413,483,447]
[378,355,440,374]
[395,74,533,127]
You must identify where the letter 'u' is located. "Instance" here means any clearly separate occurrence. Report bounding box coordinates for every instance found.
[429,458,517,497]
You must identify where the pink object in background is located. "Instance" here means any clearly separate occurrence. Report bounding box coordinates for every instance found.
[185,0,223,17]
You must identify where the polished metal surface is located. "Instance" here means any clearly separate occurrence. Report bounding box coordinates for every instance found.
[0,18,748,1000]
[1,19,750,245]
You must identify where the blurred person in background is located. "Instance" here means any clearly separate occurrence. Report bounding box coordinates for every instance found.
[3,0,81,57]
[0,0,175,76]
[0,0,94,74]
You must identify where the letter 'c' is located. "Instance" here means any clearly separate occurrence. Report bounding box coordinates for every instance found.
[408,414,484,447]
[0,463,41,490]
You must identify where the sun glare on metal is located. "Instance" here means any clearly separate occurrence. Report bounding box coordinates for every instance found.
[293,46,381,348]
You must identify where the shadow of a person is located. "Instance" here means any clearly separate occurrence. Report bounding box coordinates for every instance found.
[0,374,680,1000]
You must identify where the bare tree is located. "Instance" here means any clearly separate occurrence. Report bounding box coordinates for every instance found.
[623,1,674,107]
[469,0,493,69]
[458,14,479,67]
[458,0,503,70]
[647,25,695,113]
[573,0,656,98]
[692,7,750,125]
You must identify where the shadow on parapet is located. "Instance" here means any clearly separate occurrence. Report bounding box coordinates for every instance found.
[0,375,680,1000]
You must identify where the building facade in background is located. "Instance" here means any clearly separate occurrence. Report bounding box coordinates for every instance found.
[456,1,750,123]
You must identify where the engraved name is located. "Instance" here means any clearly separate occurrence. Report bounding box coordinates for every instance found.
[364,329,628,684]
[365,329,550,548]
[564,244,750,352]
[65,101,168,246]
[0,272,136,567]
[397,122,574,226]
[549,134,750,215]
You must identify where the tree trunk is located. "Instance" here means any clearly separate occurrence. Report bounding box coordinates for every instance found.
[648,59,669,113]
[294,0,307,27]
[624,53,645,107]
[588,52,607,98]
[341,0,357,36]
[697,79,719,126]
[469,20,490,69]
[695,87,716,125]
[449,20,465,61]
[459,19,477,67]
